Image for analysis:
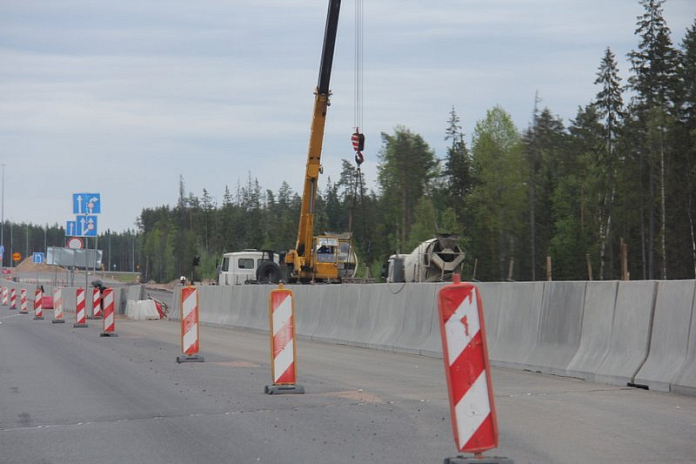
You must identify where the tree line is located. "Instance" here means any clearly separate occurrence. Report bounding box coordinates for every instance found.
[5,1,696,284]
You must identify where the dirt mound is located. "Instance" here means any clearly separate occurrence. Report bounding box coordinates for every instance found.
[14,257,65,273]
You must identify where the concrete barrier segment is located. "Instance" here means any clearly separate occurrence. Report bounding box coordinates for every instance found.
[489,282,545,370]
[594,281,657,387]
[565,281,618,381]
[393,283,439,356]
[524,281,586,376]
[633,280,695,392]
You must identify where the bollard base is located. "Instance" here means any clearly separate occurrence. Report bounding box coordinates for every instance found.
[87,316,103,320]
[445,456,514,464]
[73,323,89,328]
[20,311,29,315]
[265,384,305,395]
[33,316,44,320]
[100,332,118,337]
[177,355,205,363]
[10,308,17,310]
[52,319,66,324]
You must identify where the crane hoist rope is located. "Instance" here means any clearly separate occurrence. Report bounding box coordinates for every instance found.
[352,0,365,168]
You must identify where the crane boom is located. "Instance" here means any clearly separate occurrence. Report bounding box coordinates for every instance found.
[286,0,356,282]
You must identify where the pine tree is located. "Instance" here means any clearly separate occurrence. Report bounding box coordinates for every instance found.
[627,0,679,278]
[443,107,473,226]
[594,47,624,278]
[377,126,438,248]
[679,19,696,277]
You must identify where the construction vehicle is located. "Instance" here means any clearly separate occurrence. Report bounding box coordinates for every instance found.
[218,250,281,285]
[284,0,358,283]
[384,234,466,283]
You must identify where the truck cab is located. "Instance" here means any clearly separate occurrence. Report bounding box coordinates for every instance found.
[218,250,280,285]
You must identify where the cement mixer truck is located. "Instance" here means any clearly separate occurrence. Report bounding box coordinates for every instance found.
[384,234,465,283]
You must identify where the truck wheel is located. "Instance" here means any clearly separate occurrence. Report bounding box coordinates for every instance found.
[256,261,282,284]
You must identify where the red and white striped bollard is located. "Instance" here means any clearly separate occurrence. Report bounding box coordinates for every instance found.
[99,288,117,337]
[52,288,65,323]
[74,288,88,328]
[438,276,512,464]
[177,286,203,362]
[1,287,8,306]
[265,284,303,394]
[91,287,102,319]
[20,289,28,314]
[33,288,44,320]
[10,288,17,309]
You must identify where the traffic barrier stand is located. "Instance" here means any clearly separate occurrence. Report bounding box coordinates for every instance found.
[99,288,118,337]
[73,288,88,328]
[438,276,513,464]
[88,287,102,319]
[19,289,28,314]
[33,288,44,320]
[177,286,204,363]
[265,284,304,394]
[1,287,8,306]
[52,288,65,324]
[10,288,17,310]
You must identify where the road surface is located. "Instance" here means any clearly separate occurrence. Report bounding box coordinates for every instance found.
[1,305,694,464]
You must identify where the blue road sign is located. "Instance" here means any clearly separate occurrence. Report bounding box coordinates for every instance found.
[73,193,101,215]
[32,252,45,264]
[76,215,98,237]
[66,221,78,237]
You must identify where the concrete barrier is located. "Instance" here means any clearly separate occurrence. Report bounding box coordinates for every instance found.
[290,284,320,337]
[393,284,439,356]
[565,281,618,381]
[525,281,586,376]
[633,280,695,392]
[475,282,504,353]
[199,286,224,325]
[671,289,696,395]
[489,282,545,370]
[134,279,696,397]
[594,281,657,387]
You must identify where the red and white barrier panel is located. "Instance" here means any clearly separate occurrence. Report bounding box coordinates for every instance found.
[177,286,203,362]
[438,276,511,464]
[20,289,28,314]
[74,288,88,328]
[99,288,117,337]
[265,284,303,394]
[52,288,65,324]
[2,287,8,306]
[33,288,44,320]
[91,287,102,319]
[10,288,17,309]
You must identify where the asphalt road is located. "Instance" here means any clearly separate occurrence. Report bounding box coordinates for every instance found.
[1,304,695,464]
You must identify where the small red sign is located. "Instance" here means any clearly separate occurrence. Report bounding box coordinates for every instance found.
[67,237,84,249]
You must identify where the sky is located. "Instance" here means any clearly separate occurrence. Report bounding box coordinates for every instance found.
[2,0,696,234]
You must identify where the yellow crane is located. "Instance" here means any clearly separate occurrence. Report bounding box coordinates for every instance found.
[285,0,357,283]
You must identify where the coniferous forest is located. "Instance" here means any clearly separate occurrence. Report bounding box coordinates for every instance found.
[5,1,696,284]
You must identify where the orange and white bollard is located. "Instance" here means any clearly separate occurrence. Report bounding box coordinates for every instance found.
[10,288,17,310]
[265,284,303,394]
[1,287,8,306]
[99,288,117,337]
[33,288,44,320]
[73,288,88,328]
[90,287,102,319]
[438,276,512,464]
[52,288,65,324]
[19,289,28,314]
[177,286,203,362]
